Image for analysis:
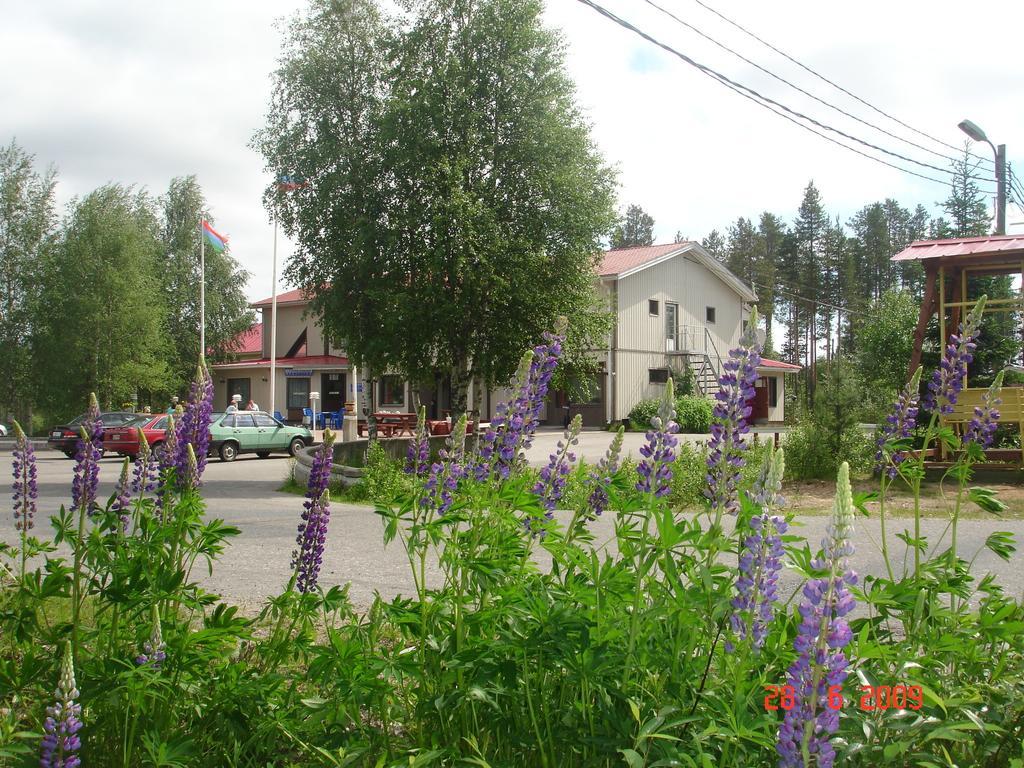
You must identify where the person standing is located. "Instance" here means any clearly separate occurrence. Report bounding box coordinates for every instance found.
[166,396,179,414]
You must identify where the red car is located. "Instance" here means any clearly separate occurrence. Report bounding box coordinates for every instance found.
[103,414,172,457]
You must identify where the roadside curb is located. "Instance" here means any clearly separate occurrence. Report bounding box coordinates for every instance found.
[291,445,365,488]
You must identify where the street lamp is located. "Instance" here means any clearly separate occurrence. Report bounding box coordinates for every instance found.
[958,119,1007,235]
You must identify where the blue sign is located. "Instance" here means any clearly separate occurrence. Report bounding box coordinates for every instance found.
[356,383,364,392]
[285,369,313,378]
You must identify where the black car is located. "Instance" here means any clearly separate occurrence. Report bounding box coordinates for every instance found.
[47,411,142,458]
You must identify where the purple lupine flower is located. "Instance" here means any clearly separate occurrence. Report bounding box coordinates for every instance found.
[11,421,38,532]
[586,426,625,519]
[130,429,159,496]
[71,393,103,518]
[874,366,923,479]
[421,414,468,517]
[964,371,1003,450]
[475,320,566,481]
[636,379,680,498]
[155,414,176,520]
[40,644,82,768]
[706,309,762,518]
[405,406,430,476]
[112,457,132,532]
[173,361,214,490]
[729,446,787,652]
[529,414,582,532]
[135,606,166,668]
[777,462,857,768]
[291,430,335,593]
[921,296,986,416]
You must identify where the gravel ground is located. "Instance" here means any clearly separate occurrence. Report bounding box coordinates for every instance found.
[2,435,1022,614]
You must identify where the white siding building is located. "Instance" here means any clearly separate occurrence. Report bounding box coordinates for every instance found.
[211,242,798,429]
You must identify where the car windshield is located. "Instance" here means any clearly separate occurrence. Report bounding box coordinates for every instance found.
[124,415,150,427]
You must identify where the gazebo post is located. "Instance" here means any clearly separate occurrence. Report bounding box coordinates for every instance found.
[908,264,938,379]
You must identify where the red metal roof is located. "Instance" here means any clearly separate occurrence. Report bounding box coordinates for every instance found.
[212,354,348,370]
[598,243,692,276]
[891,235,1024,262]
[758,358,802,372]
[229,323,263,355]
[251,287,309,307]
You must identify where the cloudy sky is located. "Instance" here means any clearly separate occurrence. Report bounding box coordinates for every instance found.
[2,0,1021,303]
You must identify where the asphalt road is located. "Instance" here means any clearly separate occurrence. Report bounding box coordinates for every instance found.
[2,436,1022,613]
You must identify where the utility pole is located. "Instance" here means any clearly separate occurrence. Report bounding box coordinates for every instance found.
[995,143,1007,235]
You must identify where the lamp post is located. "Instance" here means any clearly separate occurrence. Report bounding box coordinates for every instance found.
[958,119,1007,236]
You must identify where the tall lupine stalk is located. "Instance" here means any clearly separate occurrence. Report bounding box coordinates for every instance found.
[910,296,986,580]
[874,366,922,580]
[625,382,678,668]
[130,428,159,497]
[71,393,103,519]
[585,426,625,520]
[729,445,787,653]
[635,378,679,498]
[71,393,102,661]
[40,644,82,768]
[529,414,582,535]
[173,360,214,491]
[475,319,566,481]
[292,430,334,594]
[156,414,177,519]
[112,457,132,532]
[964,370,1003,450]
[705,308,762,526]
[11,420,38,581]
[136,605,166,668]
[777,462,857,768]
[951,371,1003,579]
[405,405,430,477]
[421,414,468,519]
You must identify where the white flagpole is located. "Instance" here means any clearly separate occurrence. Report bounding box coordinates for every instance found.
[199,211,206,358]
[270,216,279,417]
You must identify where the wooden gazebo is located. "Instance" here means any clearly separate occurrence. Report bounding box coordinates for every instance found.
[892,235,1024,466]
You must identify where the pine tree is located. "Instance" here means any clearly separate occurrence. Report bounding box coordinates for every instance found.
[610,204,655,248]
[701,229,726,261]
[792,181,830,401]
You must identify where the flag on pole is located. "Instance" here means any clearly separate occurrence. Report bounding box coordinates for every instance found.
[277,174,308,191]
[202,220,228,252]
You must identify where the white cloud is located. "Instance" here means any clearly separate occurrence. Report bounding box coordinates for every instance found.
[2,0,1020,306]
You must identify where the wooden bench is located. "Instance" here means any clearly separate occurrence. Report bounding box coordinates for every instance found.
[940,385,1024,464]
[356,413,417,438]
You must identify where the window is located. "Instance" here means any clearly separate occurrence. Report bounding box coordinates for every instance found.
[380,375,405,407]
[648,368,669,384]
[649,299,659,315]
[287,377,310,409]
[742,319,748,333]
[665,302,678,351]
[706,306,716,324]
[227,377,251,408]
[154,417,169,431]
[768,377,778,408]
[253,414,278,427]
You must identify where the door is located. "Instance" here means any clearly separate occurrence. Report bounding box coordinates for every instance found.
[751,378,769,422]
[253,412,285,450]
[322,372,345,413]
[227,413,259,450]
[227,378,251,409]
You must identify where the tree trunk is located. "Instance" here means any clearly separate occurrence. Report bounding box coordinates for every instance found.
[449,357,472,422]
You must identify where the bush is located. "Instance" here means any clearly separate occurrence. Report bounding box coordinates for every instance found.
[784,420,874,480]
[675,395,713,433]
[628,395,713,433]
[361,440,414,502]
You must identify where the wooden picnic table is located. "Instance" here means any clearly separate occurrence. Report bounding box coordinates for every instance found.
[356,412,417,438]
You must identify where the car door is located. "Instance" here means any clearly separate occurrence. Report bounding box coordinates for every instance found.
[225,413,259,452]
[253,412,285,450]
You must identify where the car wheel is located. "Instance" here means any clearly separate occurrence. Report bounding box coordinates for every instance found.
[63,450,76,459]
[256,451,270,459]
[288,438,305,457]
[220,442,238,462]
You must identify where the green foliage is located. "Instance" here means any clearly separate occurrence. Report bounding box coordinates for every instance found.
[0,140,56,424]
[258,0,617,414]
[629,394,712,433]
[784,419,873,480]
[360,440,414,502]
[33,184,172,415]
[855,289,920,394]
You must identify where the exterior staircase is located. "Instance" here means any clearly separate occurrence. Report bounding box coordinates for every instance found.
[674,326,723,398]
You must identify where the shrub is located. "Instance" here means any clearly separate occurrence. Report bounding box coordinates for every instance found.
[674,395,713,433]
[361,440,413,502]
[784,419,873,480]
[627,398,660,430]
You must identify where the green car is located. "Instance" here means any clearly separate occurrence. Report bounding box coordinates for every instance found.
[207,411,313,462]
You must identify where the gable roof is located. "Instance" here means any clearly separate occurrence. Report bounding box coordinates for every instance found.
[598,242,757,302]
[251,287,309,308]
[891,234,1024,262]
[229,323,263,355]
[758,358,802,372]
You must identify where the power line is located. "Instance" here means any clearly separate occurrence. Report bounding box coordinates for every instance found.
[574,0,996,193]
[642,0,972,171]
[751,280,868,317]
[685,0,997,170]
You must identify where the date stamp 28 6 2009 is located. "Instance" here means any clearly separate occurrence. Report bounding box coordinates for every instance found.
[763,684,923,712]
